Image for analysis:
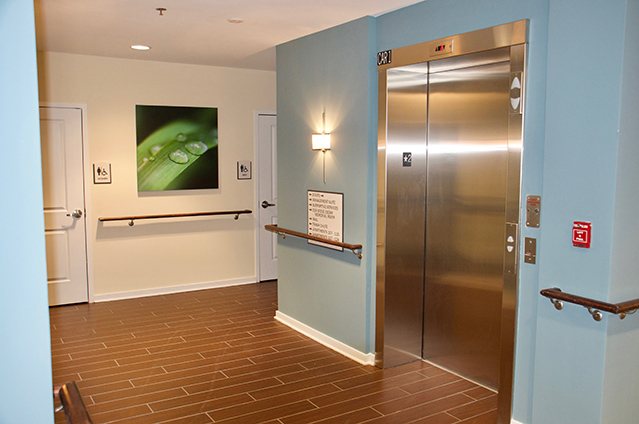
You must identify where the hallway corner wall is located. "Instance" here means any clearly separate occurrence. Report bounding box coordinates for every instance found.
[0,0,54,422]
[603,1,639,422]
[276,16,378,354]
[533,0,631,423]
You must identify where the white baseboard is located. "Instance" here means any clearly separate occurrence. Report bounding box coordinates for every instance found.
[275,311,375,366]
[511,420,525,424]
[93,277,257,302]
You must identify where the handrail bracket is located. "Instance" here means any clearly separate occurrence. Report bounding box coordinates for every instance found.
[587,307,604,322]
[549,297,564,311]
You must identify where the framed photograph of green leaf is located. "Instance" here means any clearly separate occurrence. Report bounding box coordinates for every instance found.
[136,105,219,191]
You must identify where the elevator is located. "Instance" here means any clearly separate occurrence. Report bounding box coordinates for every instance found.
[376,21,527,423]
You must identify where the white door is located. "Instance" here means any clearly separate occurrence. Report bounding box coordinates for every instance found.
[40,106,89,305]
[257,114,278,281]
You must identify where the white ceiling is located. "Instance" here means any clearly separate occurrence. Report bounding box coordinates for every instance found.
[34,0,423,71]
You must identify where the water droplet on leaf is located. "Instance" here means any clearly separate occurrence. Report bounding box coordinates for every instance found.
[169,149,189,164]
[150,145,163,156]
[175,133,187,142]
[185,141,208,156]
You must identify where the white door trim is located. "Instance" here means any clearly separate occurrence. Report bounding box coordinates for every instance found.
[254,110,277,282]
[40,102,93,303]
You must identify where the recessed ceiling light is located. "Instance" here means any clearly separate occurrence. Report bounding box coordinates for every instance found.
[227,18,244,24]
[131,45,151,51]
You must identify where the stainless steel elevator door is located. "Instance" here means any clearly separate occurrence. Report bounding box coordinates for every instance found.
[383,64,428,367]
[423,54,511,390]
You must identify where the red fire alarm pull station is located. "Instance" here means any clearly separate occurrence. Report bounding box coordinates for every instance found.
[572,221,592,248]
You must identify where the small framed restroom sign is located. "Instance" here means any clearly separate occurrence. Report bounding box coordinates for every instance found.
[93,162,112,184]
[307,190,344,251]
[237,160,252,180]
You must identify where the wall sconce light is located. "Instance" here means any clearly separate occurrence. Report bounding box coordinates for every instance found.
[312,112,331,183]
[311,133,331,151]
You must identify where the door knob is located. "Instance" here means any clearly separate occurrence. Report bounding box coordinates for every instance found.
[67,209,83,219]
[261,201,276,209]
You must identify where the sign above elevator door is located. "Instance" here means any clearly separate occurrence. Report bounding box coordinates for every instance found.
[377,50,392,66]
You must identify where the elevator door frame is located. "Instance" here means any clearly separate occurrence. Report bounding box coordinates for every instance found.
[376,20,527,424]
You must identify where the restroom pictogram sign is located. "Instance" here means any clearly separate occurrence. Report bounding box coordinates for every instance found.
[572,221,591,248]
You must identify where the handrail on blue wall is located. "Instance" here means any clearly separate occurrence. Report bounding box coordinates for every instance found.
[540,287,639,321]
[265,224,363,259]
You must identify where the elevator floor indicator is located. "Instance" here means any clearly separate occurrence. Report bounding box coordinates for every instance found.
[403,152,412,166]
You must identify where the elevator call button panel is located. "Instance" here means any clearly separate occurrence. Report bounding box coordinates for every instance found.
[505,223,518,275]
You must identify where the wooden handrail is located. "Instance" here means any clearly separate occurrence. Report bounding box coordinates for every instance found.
[54,381,93,424]
[265,224,363,259]
[99,209,252,226]
[540,287,639,321]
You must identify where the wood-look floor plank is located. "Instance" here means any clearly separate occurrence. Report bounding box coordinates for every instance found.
[447,394,498,421]
[310,371,427,408]
[95,370,228,403]
[332,360,433,391]
[106,392,253,424]
[150,377,281,411]
[309,407,383,424]
[374,379,478,416]
[208,384,337,422]
[85,387,187,415]
[281,387,409,424]
[250,366,368,401]
[87,404,153,423]
[457,409,498,424]
[463,386,496,400]
[367,393,474,423]
[212,400,318,424]
[277,359,370,385]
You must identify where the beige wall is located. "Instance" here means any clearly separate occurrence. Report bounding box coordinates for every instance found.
[37,51,276,300]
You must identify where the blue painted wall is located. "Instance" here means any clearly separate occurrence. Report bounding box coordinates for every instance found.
[603,1,639,423]
[533,1,631,423]
[0,0,54,423]
[276,17,377,353]
[277,0,636,423]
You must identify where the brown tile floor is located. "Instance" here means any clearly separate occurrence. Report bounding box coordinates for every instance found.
[50,282,497,424]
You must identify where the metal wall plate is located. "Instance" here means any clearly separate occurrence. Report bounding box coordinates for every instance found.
[524,237,537,264]
[526,195,541,227]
